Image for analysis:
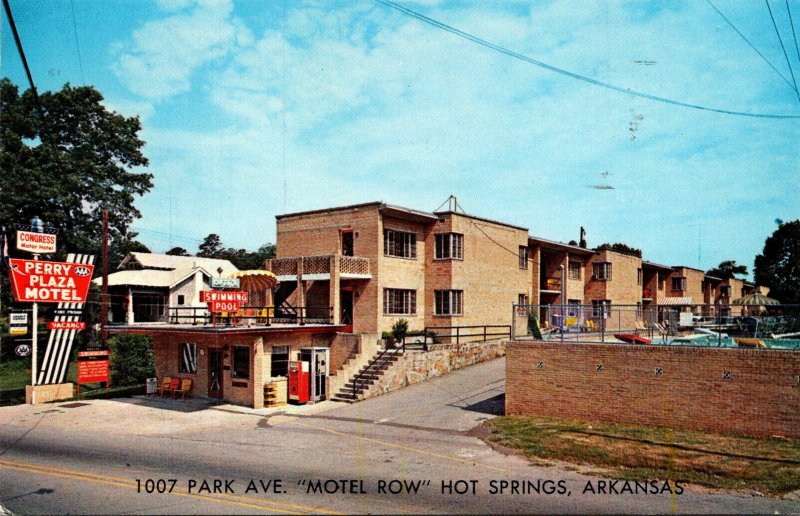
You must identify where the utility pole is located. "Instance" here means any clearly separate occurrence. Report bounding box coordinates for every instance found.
[30,217,42,403]
[101,208,109,347]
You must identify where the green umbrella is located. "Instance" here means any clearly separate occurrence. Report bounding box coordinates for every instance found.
[731,292,780,305]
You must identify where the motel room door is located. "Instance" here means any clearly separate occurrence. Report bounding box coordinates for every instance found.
[341,288,353,333]
[208,349,223,399]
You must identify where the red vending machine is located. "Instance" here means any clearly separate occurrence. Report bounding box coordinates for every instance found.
[288,361,310,404]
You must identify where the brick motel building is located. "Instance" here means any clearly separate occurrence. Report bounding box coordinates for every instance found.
[110,324,362,409]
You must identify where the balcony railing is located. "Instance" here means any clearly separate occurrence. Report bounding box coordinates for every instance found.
[267,255,370,278]
[541,277,562,291]
[168,305,333,326]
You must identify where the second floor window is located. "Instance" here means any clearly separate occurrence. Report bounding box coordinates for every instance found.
[720,285,732,297]
[672,277,687,291]
[435,233,463,260]
[568,261,582,280]
[435,290,463,315]
[383,288,416,315]
[384,229,416,259]
[637,268,643,285]
[592,262,612,280]
[519,246,528,268]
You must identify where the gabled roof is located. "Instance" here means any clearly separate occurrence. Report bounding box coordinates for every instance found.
[119,252,238,276]
[95,267,212,289]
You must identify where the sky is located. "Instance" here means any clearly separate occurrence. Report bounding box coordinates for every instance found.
[2,0,799,278]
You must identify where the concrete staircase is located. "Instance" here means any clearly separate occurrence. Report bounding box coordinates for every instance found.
[331,347,404,403]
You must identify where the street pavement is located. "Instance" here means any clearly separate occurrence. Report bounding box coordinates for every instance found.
[1,357,798,514]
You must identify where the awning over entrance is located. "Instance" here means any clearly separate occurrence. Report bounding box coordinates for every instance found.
[660,296,693,306]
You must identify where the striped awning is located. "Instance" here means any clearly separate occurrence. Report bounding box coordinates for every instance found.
[732,293,780,306]
[659,296,693,306]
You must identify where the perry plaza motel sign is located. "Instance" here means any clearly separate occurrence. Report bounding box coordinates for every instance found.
[6,218,97,404]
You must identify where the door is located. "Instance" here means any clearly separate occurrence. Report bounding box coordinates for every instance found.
[341,289,353,332]
[341,231,354,256]
[208,350,223,399]
[300,348,329,402]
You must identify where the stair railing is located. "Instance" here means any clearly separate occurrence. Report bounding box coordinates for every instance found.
[351,343,400,401]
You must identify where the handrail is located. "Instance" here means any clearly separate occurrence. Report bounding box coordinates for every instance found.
[352,345,399,401]
[167,305,333,326]
[421,324,511,345]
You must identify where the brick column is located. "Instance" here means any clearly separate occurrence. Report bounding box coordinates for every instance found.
[252,337,264,409]
[296,257,305,309]
[329,255,341,324]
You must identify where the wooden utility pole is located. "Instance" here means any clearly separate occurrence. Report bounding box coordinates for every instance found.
[101,208,109,347]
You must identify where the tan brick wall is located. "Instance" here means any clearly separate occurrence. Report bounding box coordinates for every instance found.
[506,341,800,438]
[666,267,705,310]
[585,250,643,306]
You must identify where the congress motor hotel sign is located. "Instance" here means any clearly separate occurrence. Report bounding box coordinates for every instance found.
[7,258,94,303]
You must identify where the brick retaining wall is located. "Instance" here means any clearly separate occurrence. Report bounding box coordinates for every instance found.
[505,340,800,438]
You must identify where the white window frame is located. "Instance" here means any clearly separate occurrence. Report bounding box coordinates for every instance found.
[435,233,464,260]
[383,288,417,315]
[434,290,463,316]
[568,261,582,280]
[384,229,417,259]
[593,262,612,280]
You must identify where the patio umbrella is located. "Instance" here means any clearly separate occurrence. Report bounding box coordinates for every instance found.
[229,270,278,306]
[731,293,780,306]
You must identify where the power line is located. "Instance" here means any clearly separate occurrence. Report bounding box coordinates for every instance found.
[3,0,39,100]
[69,0,85,85]
[787,0,800,66]
[374,0,800,119]
[705,0,795,92]
[766,0,800,104]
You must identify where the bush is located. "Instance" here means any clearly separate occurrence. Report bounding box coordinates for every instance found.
[391,318,409,343]
[109,333,155,387]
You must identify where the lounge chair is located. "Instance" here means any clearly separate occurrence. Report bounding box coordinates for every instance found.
[157,376,173,397]
[161,377,180,397]
[172,378,193,399]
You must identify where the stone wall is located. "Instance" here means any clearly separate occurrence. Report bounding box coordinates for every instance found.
[362,339,506,400]
[506,340,800,438]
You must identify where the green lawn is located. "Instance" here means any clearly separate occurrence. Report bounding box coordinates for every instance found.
[484,416,800,495]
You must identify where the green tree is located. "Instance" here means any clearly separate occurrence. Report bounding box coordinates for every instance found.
[165,246,190,256]
[595,242,642,258]
[754,220,800,304]
[197,233,224,258]
[706,260,748,279]
[109,333,155,386]
[0,79,152,263]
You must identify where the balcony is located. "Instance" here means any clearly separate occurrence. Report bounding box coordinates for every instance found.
[642,288,653,299]
[540,277,562,293]
[267,255,371,282]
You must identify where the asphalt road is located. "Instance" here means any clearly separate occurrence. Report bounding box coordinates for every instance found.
[1,358,798,514]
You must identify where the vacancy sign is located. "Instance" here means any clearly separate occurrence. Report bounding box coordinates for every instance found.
[17,230,57,253]
[48,321,87,331]
[8,259,94,303]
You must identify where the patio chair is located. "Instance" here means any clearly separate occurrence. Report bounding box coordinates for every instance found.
[172,378,193,399]
[157,376,173,397]
[161,377,180,397]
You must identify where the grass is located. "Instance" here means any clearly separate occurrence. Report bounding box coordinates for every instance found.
[0,358,140,405]
[484,416,800,495]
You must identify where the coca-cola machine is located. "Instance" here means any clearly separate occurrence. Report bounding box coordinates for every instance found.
[288,361,310,404]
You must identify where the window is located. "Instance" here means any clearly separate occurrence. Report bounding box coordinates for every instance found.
[270,345,289,378]
[720,286,732,297]
[658,279,665,291]
[232,345,250,379]
[384,229,417,259]
[518,293,528,306]
[567,299,582,317]
[383,289,416,315]
[637,268,643,285]
[592,300,611,319]
[592,262,612,280]
[177,294,185,305]
[672,277,687,291]
[178,343,197,374]
[519,246,528,268]
[568,261,582,280]
[435,290,463,315]
[435,233,463,260]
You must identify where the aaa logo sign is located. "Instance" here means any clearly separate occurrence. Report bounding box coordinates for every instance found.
[8,258,94,303]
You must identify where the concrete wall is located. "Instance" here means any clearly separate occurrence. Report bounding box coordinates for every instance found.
[506,340,800,438]
[363,339,506,400]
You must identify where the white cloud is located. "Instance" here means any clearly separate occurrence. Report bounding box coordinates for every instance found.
[111,0,252,101]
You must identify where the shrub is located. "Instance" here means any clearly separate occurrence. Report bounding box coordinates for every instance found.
[109,333,155,387]
[391,318,409,343]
